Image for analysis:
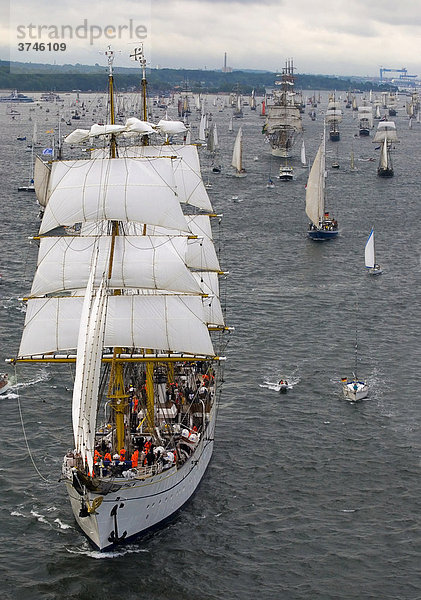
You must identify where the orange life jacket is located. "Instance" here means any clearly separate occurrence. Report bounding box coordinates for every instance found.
[104,452,112,462]
[131,450,139,467]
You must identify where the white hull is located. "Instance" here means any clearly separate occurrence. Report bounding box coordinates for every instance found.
[271,147,291,158]
[0,382,11,395]
[65,407,216,551]
[343,381,368,402]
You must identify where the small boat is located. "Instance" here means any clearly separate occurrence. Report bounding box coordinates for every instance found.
[231,127,246,177]
[279,162,294,180]
[0,373,11,395]
[350,150,358,173]
[305,128,338,240]
[278,379,289,394]
[342,303,368,401]
[342,377,369,401]
[266,179,275,189]
[365,228,382,275]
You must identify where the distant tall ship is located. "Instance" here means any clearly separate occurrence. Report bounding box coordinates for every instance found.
[263,59,303,158]
[325,94,343,141]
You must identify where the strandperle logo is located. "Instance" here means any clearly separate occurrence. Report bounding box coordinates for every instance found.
[16,19,147,45]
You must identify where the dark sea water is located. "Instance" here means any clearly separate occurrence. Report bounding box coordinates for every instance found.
[1,91,421,600]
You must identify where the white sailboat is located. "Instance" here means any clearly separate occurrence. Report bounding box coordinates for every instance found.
[305,129,338,240]
[231,126,246,177]
[373,121,398,178]
[365,228,382,275]
[350,149,358,173]
[342,305,368,401]
[9,45,228,551]
[300,139,307,167]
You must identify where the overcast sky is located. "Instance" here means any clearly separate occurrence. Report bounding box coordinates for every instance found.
[2,0,421,77]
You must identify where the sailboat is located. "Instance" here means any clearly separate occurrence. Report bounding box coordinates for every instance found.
[300,139,307,167]
[373,121,398,178]
[233,87,243,118]
[18,141,35,192]
[263,59,303,157]
[305,128,338,240]
[349,150,358,173]
[325,95,342,141]
[9,45,227,551]
[365,228,382,275]
[231,126,246,177]
[358,106,373,136]
[342,305,368,401]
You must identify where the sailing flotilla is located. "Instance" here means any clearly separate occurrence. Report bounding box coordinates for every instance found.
[8,52,406,550]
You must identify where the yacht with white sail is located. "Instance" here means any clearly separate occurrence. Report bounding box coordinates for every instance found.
[365,228,382,275]
[232,127,246,177]
[9,46,228,551]
[305,128,338,240]
[342,306,368,402]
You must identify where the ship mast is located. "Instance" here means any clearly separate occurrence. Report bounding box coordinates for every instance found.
[104,46,129,453]
[130,44,149,144]
[129,44,156,434]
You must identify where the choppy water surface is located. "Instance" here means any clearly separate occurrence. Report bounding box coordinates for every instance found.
[1,91,421,600]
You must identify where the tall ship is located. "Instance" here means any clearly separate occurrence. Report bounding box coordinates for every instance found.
[373,121,399,177]
[325,94,343,141]
[9,46,228,551]
[263,59,303,157]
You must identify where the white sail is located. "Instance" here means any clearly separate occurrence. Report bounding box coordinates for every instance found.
[373,121,398,143]
[325,102,343,123]
[365,228,375,269]
[40,157,189,234]
[358,106,373,128]
[91,145,213,212]
[31,236,202,296]
[18,295,215,358]
[34,155,51,207]
[186,237,221,272]
[305,135,325,226]
[228,116,233,132]
[231,127,243,171]
[193,271,224,326]
[198,114,207,141]
[300,139,307,166]
[379,139,389,170]
[72,259,107,475]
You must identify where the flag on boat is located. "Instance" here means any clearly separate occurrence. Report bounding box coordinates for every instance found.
[45,129,54,133]
[42,148,53,156]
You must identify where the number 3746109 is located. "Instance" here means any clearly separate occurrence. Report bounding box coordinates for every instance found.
[18,42,67,51]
